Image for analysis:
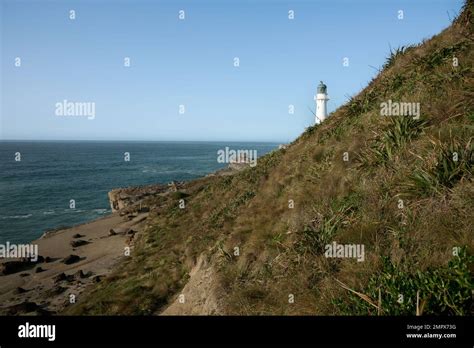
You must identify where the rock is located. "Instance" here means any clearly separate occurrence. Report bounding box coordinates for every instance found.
[70,239,89,248]
[73,270,91,280]
[35,266,45,273]
[74,270,85,279]
[53,273,67,283]
[73,233,84,238]
[109,227,131,235]
[46,285,66,296]
[19,273,30,277]
[0,260,33,275]
[36,255,45,263]
[6,301,40,315]
[14,287,27,294]
[92,275,103,283]
[108,185,171,212]
[62,255,80,265]
[35,308,53,316]
[119,192,131,200]
[44,256,52,263]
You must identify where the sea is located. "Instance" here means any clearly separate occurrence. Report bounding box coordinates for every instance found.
[0,141,278,244]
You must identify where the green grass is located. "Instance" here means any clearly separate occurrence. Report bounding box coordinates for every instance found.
[359,117,428,167]
[383,45,411,69]
[405,137,473,196]
[334,248,473,315]
[297,202,355,256]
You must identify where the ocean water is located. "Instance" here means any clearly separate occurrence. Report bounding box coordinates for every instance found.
[0,141,278,244]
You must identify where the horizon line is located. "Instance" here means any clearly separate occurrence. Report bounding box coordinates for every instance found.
[0,138,285,143]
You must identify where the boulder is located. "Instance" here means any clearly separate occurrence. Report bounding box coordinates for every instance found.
[53,273,68,283]
[62,254,80,265]
[109,227,131,235]
[0,260,33,276]
[70,239,89,248]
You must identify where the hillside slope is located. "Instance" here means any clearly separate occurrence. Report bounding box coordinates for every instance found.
[68,2,473,316]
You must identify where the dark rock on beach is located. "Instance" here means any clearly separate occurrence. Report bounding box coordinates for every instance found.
[109,227,131,235]
[0,259,33,276]
[92,275,103,283]
[62,255,80,265]
[53,273,67,283]
[14,287,27,294]
[73,270,92,280]
[70,239,89,248]
[6,301,40,315]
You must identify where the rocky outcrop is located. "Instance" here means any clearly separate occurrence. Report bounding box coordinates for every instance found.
[107,182,185,212]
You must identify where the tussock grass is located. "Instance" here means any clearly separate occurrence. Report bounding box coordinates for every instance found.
[405,137,473,196]
[358,117,428,168]
[67,1,474,316]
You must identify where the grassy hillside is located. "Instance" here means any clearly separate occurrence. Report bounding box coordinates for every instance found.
[67,1,474,316]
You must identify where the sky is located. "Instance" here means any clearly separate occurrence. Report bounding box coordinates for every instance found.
[0,0,465,142]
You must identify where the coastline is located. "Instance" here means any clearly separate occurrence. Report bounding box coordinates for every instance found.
[0,164,243,315]
[0,211,148,315]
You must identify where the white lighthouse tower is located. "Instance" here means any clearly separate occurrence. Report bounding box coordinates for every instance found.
[315,81,329,124]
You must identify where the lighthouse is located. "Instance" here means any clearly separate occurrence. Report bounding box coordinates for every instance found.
[315,81,329,124]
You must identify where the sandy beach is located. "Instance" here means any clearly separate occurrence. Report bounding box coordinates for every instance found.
[0,211,149,315]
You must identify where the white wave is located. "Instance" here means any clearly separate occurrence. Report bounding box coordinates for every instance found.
[0,214,32,219]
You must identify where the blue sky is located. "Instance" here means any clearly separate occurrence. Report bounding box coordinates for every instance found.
[0,0,464,142]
